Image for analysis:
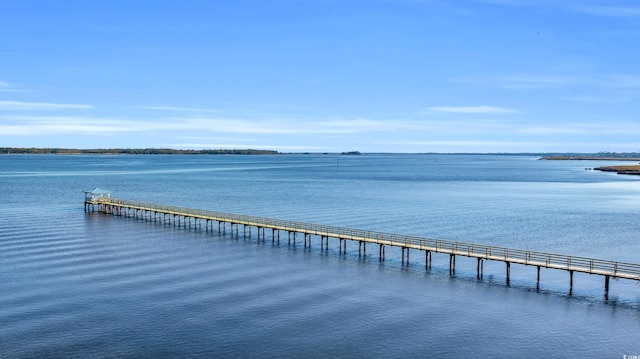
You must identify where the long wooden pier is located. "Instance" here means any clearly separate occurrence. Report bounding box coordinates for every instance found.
[85,197,640,299]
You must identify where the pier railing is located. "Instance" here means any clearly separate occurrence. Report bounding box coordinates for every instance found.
[95,198,640,281]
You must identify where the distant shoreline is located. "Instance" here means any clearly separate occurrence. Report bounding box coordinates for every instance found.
[542,155,640,161]
[3,149,640,160]
[0,148,280,155]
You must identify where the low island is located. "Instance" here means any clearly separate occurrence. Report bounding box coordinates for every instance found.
[541,153,640,176]
[593,165,640,176]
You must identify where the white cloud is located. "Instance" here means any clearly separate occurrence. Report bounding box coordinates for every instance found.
[169,143,323,151]
[317,118,401,132]
[578,5,640,18]
[180,118,312,134]
[563,96,629,103]
[0,125,33,135]
[517,123,640,135]
[2,114,522,139]
[0,80,26,93]
[0,100,93,110]
[1,115,399,137]
[0,116,138,135]
[385,140,554,147]
[5,111,638,153]
[609,74,640,88]
[176,135,258,142]
[136,105,222,113]
[498,75,587,89]
[181,117,401,135]
[498,74,640,90]
[427,105,517,114]
[137,104,314,118]
[468,0,559,6]
[180,117,515,135]
[0,114,205,136]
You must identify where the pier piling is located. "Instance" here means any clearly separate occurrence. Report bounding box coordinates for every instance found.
[402,247,410,265]
[570,270,574,296]
[86,196,640,297]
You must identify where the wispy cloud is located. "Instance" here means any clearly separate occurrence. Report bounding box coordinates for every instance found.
[468,0,523,6]
[517,122,640,135]
[497,75,587,89]
[468,0,560,6]
[136,105,222,113]
[7,111,637,153]
[427,105,517,114]
[0,100,93,110]
[176,135,259,143]
[3,113,523,139]
[180,118,396,135]
[377,140,557,152]
[563,95,629,103]
[470,2,640,18]
[578,5,640,18]
[181,117,516,135]
[0,80,27,93]
[451,74,586,90]
[498,74,640,90]
[0,116,140,135]
[137,104,313,119]
[0,115,398,137]
[169,143,321,151]
[609,74,640,88]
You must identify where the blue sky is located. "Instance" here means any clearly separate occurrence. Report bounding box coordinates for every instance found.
[1,0,639,153]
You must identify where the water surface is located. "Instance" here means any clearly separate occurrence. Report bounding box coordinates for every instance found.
[1,154,639,358]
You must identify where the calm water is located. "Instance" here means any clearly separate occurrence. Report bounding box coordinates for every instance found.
[1,154,639,358]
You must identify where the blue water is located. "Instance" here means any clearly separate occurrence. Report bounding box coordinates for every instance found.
[1,154,639,358]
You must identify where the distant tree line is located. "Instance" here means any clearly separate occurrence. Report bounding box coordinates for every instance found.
[0,147,280,155]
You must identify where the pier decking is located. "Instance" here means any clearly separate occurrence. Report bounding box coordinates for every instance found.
[85,196,640,299]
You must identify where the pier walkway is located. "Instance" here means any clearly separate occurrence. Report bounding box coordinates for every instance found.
[85,197,640,299]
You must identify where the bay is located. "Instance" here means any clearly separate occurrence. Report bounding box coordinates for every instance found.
[1,154,639,358]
